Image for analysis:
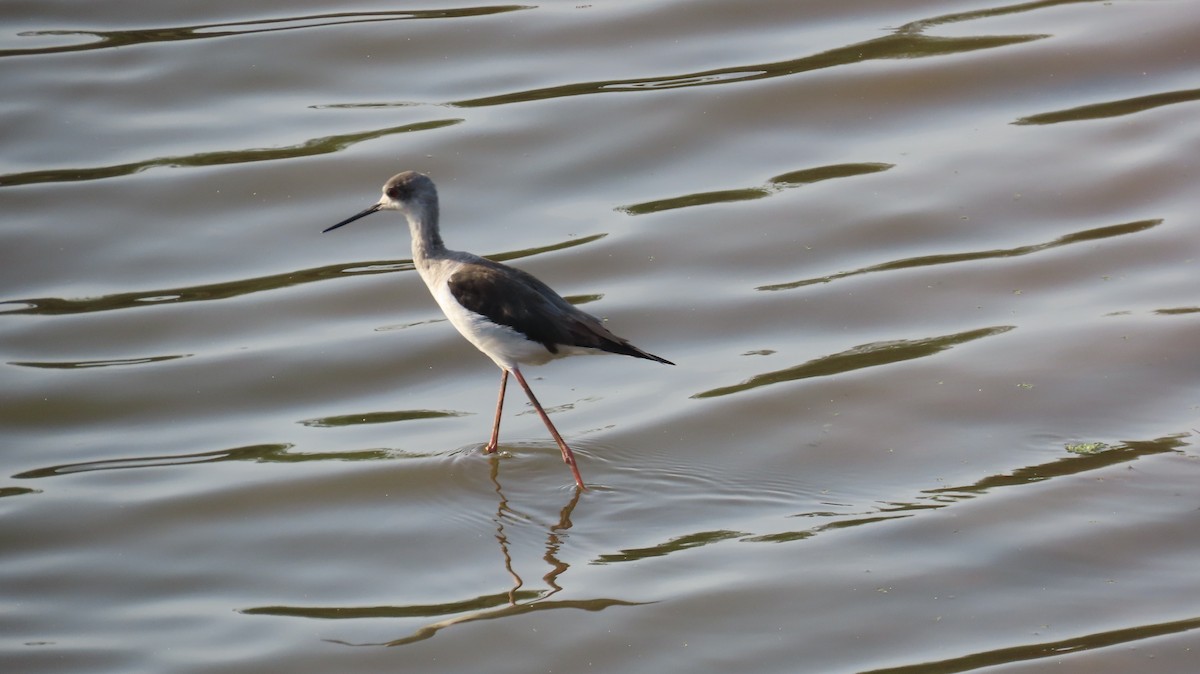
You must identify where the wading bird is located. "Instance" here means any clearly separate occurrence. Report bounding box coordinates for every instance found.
[324,172,673,488]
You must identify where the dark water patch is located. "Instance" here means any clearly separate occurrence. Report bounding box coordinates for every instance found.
[592,529,746,564]
[487,233,607,264]
[0,120,462,187]
[13,443,395,479]
[453,33,1044,108]
[0,486,40,498]
[1154,306,1200,316]
[0,262,389,317]
[768,163,894,186]
[742,530,815,544]
[757,218,1162,291]
[301,409,467,428]
[924,433,1190,501]
[786,502,945,524]
[451,0,1067,109]
[620,188,771,215]
[619,163,893,215]
[897,0,1099,35]
[0,234,606,317]
[693,325,1015,399]
[0,6,532,58]
[811,513,915,530]
[744,505,938,544]
[311,101,433,110]
[737,434,1187,546]
[602,71,766,90]
[861,614,1200,674]
[323,597,647,647]
[244,590,544,620]
[1015,87,1200,125]
[8,354,190,370]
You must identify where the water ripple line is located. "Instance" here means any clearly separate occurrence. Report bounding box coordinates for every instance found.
[0,234,605,317]
[744,433,1189,544]
[300,409,469,428]
[451,33,1045,108]
[7,354,191,370]
[859,613,1200,674]
[0,120,462,188]
[323,597,647,647]
[12,443,400,480]
[693,325,1015,399]
[619,163,894,215]
[757,218,1163,292]
[444,0,1091,109]
[1014,87,1200,125]
[1,6,532,58]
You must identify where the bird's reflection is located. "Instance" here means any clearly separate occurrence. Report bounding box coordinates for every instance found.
[488,453,582,605]
[317,452,641,648]
[490,456,527,604]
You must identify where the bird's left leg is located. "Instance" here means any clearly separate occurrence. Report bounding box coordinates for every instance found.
[483,369,508,453]
[511,367,586,489]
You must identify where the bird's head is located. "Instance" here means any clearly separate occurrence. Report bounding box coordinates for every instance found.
[323,171,438,233]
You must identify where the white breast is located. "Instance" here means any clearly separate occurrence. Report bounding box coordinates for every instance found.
[414,257,560,370]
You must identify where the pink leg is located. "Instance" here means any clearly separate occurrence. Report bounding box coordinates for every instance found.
[511,367,586,490]
[483,370,508,453]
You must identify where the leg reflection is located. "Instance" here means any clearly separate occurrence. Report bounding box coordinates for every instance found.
[488,453,582,604]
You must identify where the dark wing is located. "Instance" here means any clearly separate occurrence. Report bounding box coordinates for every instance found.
[448,259,674,365]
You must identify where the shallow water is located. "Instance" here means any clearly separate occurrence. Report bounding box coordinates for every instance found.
[2,1,1199,672]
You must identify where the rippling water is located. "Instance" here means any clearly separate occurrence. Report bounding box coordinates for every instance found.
[3,1,1199,672]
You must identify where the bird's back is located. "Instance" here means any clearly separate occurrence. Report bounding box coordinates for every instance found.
[419,252,672,368]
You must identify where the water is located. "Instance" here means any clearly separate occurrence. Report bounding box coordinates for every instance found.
[3,1,1198,672]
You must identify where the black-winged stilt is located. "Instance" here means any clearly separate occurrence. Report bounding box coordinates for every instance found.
[324,171,673,489]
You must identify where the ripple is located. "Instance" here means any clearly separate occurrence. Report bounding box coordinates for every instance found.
[0,486,40,498]
[0,6,532,58]
[923,433,1190,501]
[860,614,1200,674]
[1155,306,1200,316]
[320,597,647,647]
[0,120,463,187]
[300,409,468,428]
[601,71,765,90]
[8,354,191,370]
[453,30,1045,108]
[0,234,607,317]
[757,218,1163,291]
[1014,87,1200,126]
[619,163,894,215]
[12,443,399,479]
[592,530,746,565]
[693,325,1016,399]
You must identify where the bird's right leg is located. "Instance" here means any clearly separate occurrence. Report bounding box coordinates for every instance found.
[483,369,508,453]
[511,367,586,489]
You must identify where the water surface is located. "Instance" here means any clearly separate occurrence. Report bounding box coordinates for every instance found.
[2,1,1198,672]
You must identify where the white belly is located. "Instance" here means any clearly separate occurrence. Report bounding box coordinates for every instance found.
[416,254,607,370]
[427,275,556,369]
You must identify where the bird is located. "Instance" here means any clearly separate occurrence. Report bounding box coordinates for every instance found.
[323,171,673,489]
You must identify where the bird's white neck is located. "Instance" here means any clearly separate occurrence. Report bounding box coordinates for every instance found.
[404,196,445,262]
